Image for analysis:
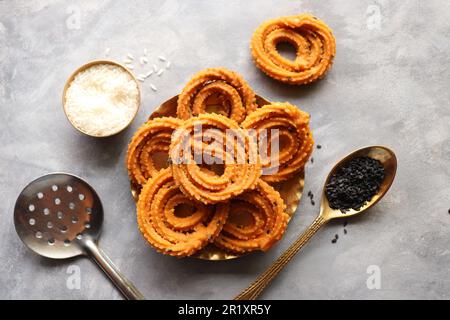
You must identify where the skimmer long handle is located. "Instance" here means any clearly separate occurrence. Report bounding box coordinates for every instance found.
[234,215,327,300]
[84,239,145,300]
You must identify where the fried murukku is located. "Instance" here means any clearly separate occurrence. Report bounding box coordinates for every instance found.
[251,14,336,85]
[242,102,313,183]
[214,179,288,253]
[177,68,257,123]
[137,168,229,257]
[127,117,181,187]
[170,113,262,204]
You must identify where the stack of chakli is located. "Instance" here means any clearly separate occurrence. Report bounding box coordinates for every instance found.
[126,67,314,257]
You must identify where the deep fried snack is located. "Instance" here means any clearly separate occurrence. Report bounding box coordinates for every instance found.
[214,179,288,253]
[137,168,229,257]
[177,68,257,123]
[251,14,336,85]
[127,117,181,187]
[242,102,313,183]
[170,113,261,204]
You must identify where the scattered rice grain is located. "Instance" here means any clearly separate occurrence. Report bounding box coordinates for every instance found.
[140,57,148,65]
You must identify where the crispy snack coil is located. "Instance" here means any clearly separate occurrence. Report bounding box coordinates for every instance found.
[177,68,257,123]
[242,102,313,183]
[137,168,229,257]
[170,113,262,204]
[127,117,181,187]
[251,14,336,85]
[214,179,288,253]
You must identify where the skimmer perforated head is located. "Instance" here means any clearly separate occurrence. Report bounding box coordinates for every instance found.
[14,173,103,259]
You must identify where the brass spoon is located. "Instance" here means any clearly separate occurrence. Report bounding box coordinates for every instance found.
[234,146,397,300]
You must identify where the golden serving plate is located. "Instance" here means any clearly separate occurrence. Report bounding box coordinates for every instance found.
[130,95,305,260]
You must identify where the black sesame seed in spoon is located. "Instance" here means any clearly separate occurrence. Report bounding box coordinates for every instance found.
[325,156,385,212]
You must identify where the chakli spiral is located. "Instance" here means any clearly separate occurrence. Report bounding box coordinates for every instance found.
[251,14,336,85]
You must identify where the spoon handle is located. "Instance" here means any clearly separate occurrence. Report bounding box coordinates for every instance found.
[234,215,327,300]
[84,239,145,300]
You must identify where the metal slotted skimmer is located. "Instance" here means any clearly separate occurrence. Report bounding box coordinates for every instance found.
[14,173,144,300]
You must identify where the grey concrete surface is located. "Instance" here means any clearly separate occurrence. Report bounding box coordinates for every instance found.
[0,0,449,300]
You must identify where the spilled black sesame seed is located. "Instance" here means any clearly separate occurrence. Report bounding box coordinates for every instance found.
[331,238,337,244]
[325,156,385,213]
[317,144,322,149]
[344,229,347,234]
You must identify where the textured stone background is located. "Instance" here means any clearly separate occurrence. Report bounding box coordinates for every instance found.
[0,0,449,299]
